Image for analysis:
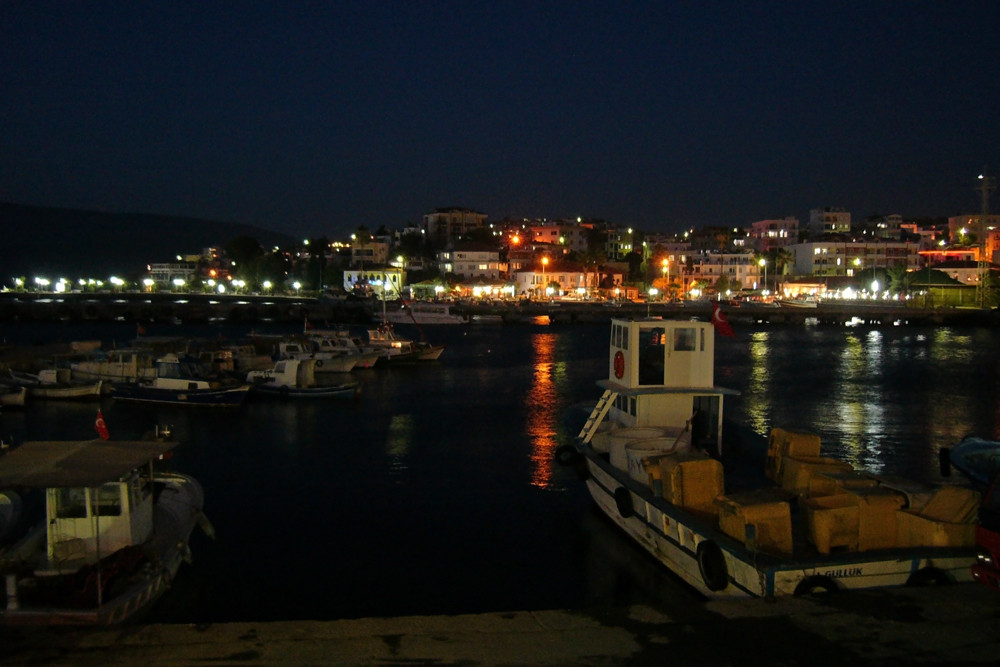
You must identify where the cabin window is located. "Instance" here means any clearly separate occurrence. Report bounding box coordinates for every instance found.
[638,327,666,385]
[672,328,696,352]
[90,484,122,517]
[55,488,89,519]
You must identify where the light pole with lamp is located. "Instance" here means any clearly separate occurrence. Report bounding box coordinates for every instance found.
[661,258,669,299]
[541,256,549,299]
[758,258,767,299]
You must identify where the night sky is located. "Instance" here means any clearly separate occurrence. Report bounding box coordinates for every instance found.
[3,1,999,239]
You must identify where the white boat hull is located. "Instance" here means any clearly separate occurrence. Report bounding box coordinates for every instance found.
[582,451,975,599]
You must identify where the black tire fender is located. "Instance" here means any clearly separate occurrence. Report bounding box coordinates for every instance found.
[697,541,729,592]
[614,487,634,518]
[315,359,324,368]
[794,575,839,596]
[554,444,580,466]
[906,567,950,587]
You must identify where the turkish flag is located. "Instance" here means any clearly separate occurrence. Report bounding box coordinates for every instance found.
[95,410,110,440]
[711,303,736,338]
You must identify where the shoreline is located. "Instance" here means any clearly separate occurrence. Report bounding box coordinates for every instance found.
[2,584,998,665]
[1,292,998,328]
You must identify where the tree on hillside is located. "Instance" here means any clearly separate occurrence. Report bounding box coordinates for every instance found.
[225,235,265,268]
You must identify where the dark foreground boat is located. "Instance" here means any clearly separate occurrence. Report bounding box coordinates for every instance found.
[557,317,980,599]
[0,435,213,624]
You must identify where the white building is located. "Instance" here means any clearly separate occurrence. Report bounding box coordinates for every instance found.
[437,246,507,281]
[790,240,920,277]
[688,251,760,292]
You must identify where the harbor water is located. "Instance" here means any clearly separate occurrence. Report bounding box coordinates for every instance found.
[1,317,998,623]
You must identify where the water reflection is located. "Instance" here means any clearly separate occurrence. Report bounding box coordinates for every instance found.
[386,413,414,481]
[526,332,562,488]
[743,331,772,436]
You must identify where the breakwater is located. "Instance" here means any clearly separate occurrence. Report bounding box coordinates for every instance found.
[1,291,998,327]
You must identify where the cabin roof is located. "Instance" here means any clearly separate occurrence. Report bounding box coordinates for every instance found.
[0,439,177,487]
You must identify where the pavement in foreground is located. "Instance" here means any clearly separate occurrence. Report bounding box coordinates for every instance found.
[1,584,998,666]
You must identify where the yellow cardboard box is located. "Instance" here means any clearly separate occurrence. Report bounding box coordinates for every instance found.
[779,456,853,496]
[766,428,821,482]
[807,470,878,498]
[895,485,981,548]
[716,491,793,555]
[801,494,859,554]
[845,487,905,551]
[659,452,724,514]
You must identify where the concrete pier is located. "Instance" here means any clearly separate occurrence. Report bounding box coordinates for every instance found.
[2,292,998,328]
[1,584,998,665]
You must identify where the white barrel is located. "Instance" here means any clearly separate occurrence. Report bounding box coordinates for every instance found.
[608,427,666,470]
[625,442,668,483]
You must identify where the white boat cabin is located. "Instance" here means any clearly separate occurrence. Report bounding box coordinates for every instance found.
[593,318,738,454]
[0,440,177,575]
[153,354,211,390]
[246,358,319,388]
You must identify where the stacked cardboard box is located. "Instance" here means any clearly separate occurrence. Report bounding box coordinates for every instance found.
[847,486,906,551]
[801,494,859,554]
[657,451,724,515]
[779,456,854,496]
[716,489,793,555]
[766,428,821,482]
[807,470,878,498]
[896,486,982,548]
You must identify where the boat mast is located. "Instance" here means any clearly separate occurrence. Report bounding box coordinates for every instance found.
[975,168,995,308]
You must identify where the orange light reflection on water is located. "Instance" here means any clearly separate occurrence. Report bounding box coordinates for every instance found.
[526,332,561,488]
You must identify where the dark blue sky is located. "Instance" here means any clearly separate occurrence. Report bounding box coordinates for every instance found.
[3,1,999,239]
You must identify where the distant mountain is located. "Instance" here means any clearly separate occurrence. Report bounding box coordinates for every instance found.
[0,202,298,280]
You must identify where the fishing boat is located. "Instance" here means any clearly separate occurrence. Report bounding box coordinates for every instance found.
[306,332,383,369]
[382,302,467,325]
[944,436,1000,487]
[557,317,980,599]
[0,433,213,624]
[777,297,819,308]
[246,358,360,399]
[6,369,103,400]
[68,348,158,385]
[275,339,357,373]
[109,353,249,407]
[365,323,445,363]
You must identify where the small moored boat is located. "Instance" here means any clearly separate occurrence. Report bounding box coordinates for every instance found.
[365,323,444,364]
[109,354,249,407]
[246,358,360,399]
[6,369,103,401]
[0,433,213,624]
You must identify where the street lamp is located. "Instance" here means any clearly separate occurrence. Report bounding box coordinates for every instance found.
[541,256,549,299]
[758,258,767,296]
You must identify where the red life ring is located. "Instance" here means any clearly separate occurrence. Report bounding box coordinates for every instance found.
[613,351,625,379]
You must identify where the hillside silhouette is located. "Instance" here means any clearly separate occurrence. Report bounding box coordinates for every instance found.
[1,202,297,280]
